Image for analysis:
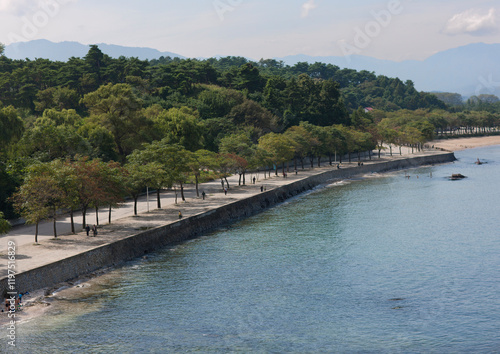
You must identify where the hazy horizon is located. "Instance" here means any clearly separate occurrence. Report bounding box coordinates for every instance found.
[1,1,499,62]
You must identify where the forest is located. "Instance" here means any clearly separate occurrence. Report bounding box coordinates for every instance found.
[1,44,499,234]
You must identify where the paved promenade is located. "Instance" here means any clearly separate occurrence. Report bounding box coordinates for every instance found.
[0,147,443,280]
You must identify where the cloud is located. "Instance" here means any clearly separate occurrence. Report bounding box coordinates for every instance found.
[301,0,317,18]
[443,8,498,36]
[0,0,77,16]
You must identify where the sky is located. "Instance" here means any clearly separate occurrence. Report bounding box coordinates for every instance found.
[1,0,500,61]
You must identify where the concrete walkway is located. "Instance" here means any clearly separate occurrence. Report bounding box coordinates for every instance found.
[0,147,442,279]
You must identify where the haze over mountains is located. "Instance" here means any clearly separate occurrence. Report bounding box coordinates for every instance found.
[5,40,500,98]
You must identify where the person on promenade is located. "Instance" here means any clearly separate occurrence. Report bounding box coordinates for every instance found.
[92,224,97,237]
[85,224,90,236]
[253,177,256,184]
[224,187,227,195]
[260,186,263,192]
[202,191,206,200]
[178,211,183,219]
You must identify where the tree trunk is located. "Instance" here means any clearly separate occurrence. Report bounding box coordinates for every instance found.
[195,175,199,197]
[82,205,87,230]
[70,209,75,234]
[53,208,57,238]
[95,206,99,226]
[180,182,185,202]
[224,177,230,189]
[134,196,138,215]
[317,156,321,167]
[157,189,161,209]
[35,222,39,243]
[108,205,112,224]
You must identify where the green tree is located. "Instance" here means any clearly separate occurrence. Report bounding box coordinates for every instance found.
[258,133,295,175]
[0,211,10,235]
[190,149,218,197]
[0,105,24,150]
[284,125,314,170]
[153,106,205,151]
[81,83,152,162]
[128,140,191,206]
[123,162,155,215]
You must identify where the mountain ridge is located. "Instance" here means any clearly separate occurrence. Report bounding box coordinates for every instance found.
[4,39,185,62]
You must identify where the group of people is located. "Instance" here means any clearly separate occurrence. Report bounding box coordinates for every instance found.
[85,224,98,237]
[2,292,28,313]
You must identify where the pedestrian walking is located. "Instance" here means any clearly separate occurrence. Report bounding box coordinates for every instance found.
[85,224,90,236]
[224,187,227,195]
[92,224,97,237]
[253,177,256,184]
[178,211,183,219]
[260,186,263,192]
[202,191,206,200]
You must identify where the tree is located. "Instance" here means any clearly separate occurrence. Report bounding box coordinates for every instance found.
[228,100,279,134]
[16,121,91,162]
[0,42,4,56]
[153,106,205,151]
[190,149,218,197]
[0,105,24,150]
[258,133,295,175]
[11,173,64,242]
[81,83,152,162]
[73,157,103,229]
[128,140,191,206]
[124,162,158,215]
[219,133,255,185]
[0,212,10,235]
[31,159,80,234]
[88,160,126,225]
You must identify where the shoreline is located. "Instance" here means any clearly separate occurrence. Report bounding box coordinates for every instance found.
[429,135,500,151]
[0,150,456,327]
[2,136,499,329]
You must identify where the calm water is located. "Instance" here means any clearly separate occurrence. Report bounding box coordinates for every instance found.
[8,147,500,353]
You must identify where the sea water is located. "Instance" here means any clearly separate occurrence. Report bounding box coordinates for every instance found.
[7,146,500,353]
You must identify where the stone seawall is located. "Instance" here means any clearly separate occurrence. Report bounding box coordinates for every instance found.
[0,152,455,295]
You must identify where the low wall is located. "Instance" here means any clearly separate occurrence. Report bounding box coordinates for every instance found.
[0,152,455,295]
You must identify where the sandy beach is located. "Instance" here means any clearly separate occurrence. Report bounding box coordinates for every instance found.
[430,135,500,151]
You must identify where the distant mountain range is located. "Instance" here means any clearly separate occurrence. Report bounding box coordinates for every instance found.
[276,42,500,98]
[4,39,184,62]
[4,40,500,98]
